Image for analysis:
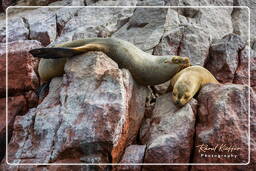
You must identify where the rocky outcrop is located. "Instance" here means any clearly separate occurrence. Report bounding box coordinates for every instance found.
[0,1,255,170]
[191,84,255,170]
[1,52,148,170]
[114,145,146,171]
[0,40,41,96]
[205,33,245,83]
[0,40,40,162]
[140,95,197,171]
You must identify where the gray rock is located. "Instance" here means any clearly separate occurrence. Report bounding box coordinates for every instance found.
[113,8,168,52]
[6,17,29,42]
[86,0,137,6]
[25,10,57,46]
[54,7,135,44]
[205,33,245,83]
[115,145,146,171]
[231,6,249,43]
[140,93,196,168]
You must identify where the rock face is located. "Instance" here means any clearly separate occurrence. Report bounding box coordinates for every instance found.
[114,145,146,171]
[191,84,255,170]
[0,40,41,96]
[0,96,27,161]
[2,52,147,170]
[205,34,245,83]
[0,1,255,170]
[140,94,197,171]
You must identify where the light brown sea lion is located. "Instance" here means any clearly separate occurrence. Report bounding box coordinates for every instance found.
[169,66,219,106]
[29,38,191,86]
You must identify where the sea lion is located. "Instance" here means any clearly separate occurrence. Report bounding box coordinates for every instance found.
[29,37,191,86]
[169,66,219,106]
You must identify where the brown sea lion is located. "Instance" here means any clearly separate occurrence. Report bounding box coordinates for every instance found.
[169,66,219,106]
[29,38,191,86]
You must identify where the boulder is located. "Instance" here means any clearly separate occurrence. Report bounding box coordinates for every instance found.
[140,94,197,171]
[205,34,245,83]
[114,145,146,171]
[2,51,147,170]
[191,83,252,169]
[0,40,41,96]
[0,95,28,162]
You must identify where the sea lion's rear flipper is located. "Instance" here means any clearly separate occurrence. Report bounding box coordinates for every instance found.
[36,81,50,101]
[29,47,81,59]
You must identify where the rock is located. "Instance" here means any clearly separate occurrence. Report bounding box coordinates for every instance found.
[6,17,29,43]
[233,46,256,88]
[114,145,146,171]
[154,23,210,66]
[166,0,233,6]
[14,0,59,6]
[86,0,137,6]
[24,90,38,108]
[2,0,16,10]
[0,40,41,96]
[205,33,245,83]
[231,5,249,42]
[0,95,28,162]
[234,0,256,42]
[0,21,5,43]
[192,84,251,167]
[193,8,233,41]
[251,50,256,90]
[24,10,57,46]
[71,0,85,6]
[49,0,72,6]
[137,0,165,6]
[3,52,147,167]
[165,2,233,40]
[140,94,197,170]
[54,7,135,44]
[113,8,167,52]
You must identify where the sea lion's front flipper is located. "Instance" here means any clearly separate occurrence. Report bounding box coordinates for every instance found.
[29,47,81,59]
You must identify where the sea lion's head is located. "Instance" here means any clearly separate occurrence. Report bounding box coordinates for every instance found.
[172,80,193,107]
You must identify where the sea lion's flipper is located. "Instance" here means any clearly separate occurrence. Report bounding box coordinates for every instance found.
[29,47,81,59]
[36,81,50,100]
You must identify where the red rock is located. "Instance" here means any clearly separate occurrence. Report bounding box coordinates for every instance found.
[2,0,15,11]
[114,145,146,171]
[0,40,41,96]
[140,94,197,171]
[0,95,27,161]
[191,83,253,170]
[205,33,245,83]
[233,46,249,85]
[233,46,256,89]
[3,51,147,167]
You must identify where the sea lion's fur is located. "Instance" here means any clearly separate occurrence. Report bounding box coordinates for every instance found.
[170,66,219,106]
[30,38,191,86]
